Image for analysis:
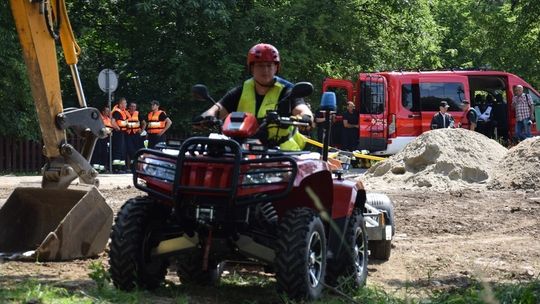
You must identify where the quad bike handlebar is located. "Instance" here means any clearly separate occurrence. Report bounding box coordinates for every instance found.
[192,112,311,128]
[264,112,312,128]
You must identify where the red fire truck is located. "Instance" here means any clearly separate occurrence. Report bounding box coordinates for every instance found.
[323,70,540,155]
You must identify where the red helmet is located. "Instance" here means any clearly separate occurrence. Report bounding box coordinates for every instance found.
[247,43,280,72]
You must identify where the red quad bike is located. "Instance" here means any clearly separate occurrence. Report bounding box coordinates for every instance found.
[108,82,395,301]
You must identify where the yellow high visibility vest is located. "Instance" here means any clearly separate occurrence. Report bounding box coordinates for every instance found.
[237,78,305,151]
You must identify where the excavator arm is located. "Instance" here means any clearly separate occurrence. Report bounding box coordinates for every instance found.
[10,0,107,188]
[0,0,113,261]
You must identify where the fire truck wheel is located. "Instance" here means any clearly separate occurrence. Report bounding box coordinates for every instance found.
[176,254,222,286]
[109,196,171,291]
[275,207,327,301]
[326,208,368,287]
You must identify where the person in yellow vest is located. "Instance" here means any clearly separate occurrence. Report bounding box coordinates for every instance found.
[91,104,112,172]
[126,102,146,164]
[146,100,172,148]
[199,43,313,151]
[111,97,129,173]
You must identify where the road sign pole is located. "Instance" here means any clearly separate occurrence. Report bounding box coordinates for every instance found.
[108,88,113,173]
[98,69,119,174]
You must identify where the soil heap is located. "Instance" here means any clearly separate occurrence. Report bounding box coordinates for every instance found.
[488,136,540,191]
[362,128,507,191]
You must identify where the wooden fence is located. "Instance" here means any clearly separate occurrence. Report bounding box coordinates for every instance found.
[0,132,186,173]
[0,136,84,173]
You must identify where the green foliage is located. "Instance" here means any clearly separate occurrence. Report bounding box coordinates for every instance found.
[0,280,92,304]
[0,1,39,140]
[0,276,539,303]
[428,280,540,304]
[2,0,539,139]
[434,0,540,87]
[88,261,111,290]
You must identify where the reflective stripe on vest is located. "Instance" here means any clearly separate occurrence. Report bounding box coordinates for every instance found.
[475,105,492,121]
[112,106,128,131]
[238,78,284,118]
[126,111,141,134]
[101,113,113,133]
[147,110,166,134]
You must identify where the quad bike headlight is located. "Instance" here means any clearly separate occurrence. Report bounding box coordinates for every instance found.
[242,169,292,186]
[139,156,176,182]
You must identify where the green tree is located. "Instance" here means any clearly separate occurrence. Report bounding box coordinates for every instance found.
[434,0,540,87]
[0,2,39,140]
[2,0,539,140]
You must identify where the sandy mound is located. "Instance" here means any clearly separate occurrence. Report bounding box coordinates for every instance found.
[362,128,507,191]
[488,137,540,191]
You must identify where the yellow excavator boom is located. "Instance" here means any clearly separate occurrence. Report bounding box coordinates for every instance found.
[0,0,113,261]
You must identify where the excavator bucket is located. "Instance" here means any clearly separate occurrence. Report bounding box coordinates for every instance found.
[0,186,113,261]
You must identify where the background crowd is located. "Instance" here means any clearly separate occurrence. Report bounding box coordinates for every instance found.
[91,98,172,173]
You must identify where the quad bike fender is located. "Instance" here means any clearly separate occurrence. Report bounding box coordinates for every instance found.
[330,179,366,219]
[273,170,333,217]
[326,179,367,261]
[291,158,332,187]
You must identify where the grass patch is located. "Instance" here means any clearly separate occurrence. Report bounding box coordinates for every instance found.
[1,265,539,304]
[0,280,92,304]
[428,280,540,304]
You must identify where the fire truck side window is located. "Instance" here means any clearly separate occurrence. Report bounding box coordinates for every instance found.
[524,87,540,105]
[359,82,385,114]
[402,83,421,111]
[419,82,464,111]
[402,82,464,112]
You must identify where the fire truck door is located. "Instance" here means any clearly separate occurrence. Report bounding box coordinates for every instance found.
[358,74,388,153]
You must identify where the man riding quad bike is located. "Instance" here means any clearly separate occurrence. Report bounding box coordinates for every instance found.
[108,44,394,301]
[108,82,394,301]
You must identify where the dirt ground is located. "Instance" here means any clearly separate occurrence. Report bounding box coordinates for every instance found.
[0,174,539,301]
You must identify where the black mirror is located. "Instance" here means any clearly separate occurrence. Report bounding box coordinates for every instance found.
[192,84,211,102]
[290,82,314,99]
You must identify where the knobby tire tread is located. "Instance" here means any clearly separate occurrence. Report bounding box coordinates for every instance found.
[109,196,170,291]
[275,207,326,300]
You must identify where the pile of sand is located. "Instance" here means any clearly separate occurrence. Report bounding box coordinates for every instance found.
[362,128,507,191]
[488,137,540,191]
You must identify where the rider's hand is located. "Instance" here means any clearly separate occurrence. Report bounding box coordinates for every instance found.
[192,115,204,123]
[192,115,220,131]
[291,114,312,123]
[300,114,313,123]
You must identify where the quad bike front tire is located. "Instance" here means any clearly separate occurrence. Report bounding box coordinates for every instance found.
[109,196,171,291]
[326,208,368,288]
[176,253,223,286]
[367,193,395,261]
[275,207,327,301]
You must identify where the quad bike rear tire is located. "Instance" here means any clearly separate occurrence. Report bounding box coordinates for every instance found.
[275,207,327,301]
[366,193,395,261]
[109,196,171,290]
[176,253,222,286]
[326,208,368,287]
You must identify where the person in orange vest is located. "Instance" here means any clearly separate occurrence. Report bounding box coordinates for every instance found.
[91,104,112,172]
[146,100,172,148]
[126,102,146,165]
[111,97,129,173]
